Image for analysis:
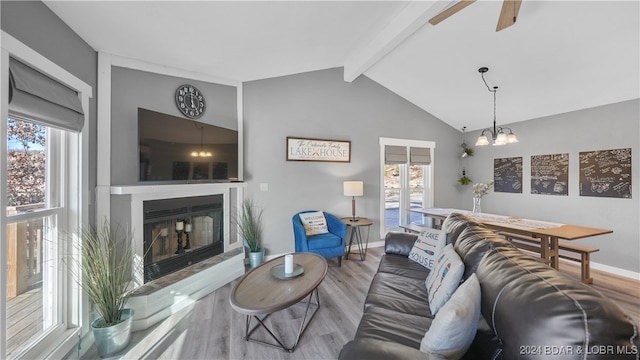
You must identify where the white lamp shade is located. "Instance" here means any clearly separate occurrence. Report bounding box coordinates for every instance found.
[343,181,364,197]
[475,135,489,146]
[507,133,519,143]
[493,132,507,146]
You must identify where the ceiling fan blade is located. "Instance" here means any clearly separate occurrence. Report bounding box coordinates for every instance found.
[428,0,477,26]
[496,0,522,32]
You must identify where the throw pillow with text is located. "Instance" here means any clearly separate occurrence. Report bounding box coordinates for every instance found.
[409,228,446,270]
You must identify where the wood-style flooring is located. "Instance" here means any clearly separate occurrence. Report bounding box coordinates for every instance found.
[82,246,639,360]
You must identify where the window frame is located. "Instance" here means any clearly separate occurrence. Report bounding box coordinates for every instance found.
[1,31,91,360]
[379,137,435,238]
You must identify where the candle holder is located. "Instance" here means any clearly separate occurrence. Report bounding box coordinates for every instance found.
[184,228,191,250]
[160,228,169,255]
[175,229,185,254]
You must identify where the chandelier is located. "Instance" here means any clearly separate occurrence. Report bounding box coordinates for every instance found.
[475,67,518,146]
[191,125,212,157]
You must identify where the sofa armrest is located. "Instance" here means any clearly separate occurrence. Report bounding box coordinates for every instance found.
[339,339,428,360]
[384,232,418,256]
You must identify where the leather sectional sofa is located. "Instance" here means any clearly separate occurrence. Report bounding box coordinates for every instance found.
[339,213,639,359]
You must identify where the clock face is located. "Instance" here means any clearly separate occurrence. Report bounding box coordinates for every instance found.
[175,84,206,118]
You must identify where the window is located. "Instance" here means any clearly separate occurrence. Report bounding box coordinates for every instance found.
[379,138,435,236]
[2,33,91,360]
[6,118,63,358]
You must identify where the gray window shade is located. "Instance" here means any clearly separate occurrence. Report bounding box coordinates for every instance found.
[410,147,431,165]
[385,145,407,164]
[9,57,84,132]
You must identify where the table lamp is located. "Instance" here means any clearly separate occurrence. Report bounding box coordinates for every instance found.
[344,181,364,222]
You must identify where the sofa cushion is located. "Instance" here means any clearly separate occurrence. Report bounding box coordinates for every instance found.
[420,274,481,360]
[409,228,446,269]
[306,232,342,250]
[477,245,640,359]
[366,272,430,308]
[385,231,418,256]
[454,225,516,281]
[298,211,328,235]
[441,212,480,245]
[340,338,429,360]
[355,306,433,349]
[377,254,430,280]
[425,244,465,314]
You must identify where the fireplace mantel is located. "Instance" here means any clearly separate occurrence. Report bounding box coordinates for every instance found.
[111,182,245,256]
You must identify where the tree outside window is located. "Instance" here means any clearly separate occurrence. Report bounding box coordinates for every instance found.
[7,118,45,208]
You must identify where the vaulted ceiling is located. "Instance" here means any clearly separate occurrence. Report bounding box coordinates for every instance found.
[44,1,639,132]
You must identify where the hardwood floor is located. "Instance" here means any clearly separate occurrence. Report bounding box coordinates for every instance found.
[82,246,639,359]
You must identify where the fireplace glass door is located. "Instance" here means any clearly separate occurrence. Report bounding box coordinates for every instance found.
[143,195,224,282]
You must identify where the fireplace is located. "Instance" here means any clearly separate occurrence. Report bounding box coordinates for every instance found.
[143,194,224,283]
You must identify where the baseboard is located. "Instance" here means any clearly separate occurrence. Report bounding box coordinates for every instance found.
[589,261,640,281]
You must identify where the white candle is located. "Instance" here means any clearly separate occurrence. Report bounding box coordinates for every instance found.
[185,224,192,232]
[176,221,184,231]
[285,254,294,274]
[160,228,168,237]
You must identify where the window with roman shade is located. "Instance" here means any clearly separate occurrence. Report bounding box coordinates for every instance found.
[385,145,408,164]
[8,57,84,132]
[410,147,431,165]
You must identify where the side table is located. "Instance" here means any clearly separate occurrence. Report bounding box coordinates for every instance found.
[341,217,373,261]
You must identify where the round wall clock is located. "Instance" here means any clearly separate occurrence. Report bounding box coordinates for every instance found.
[175,84,206,118]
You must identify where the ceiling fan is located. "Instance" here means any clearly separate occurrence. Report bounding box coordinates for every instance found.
[429,0,522,32]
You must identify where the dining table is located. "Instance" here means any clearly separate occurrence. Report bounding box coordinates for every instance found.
[411,208,613,269]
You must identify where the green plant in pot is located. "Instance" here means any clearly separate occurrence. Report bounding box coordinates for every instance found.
[237,198,264,268]
[458,169,472,186]
[71,221,135,358]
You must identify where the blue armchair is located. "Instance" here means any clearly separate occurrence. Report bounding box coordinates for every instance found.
[292,211,347,266]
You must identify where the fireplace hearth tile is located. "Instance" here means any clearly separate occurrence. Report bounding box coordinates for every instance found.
[131,247,242,297]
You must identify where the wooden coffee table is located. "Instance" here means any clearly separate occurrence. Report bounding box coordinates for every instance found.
[229,252,327,352]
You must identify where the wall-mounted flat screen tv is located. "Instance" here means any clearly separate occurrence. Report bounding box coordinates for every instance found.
[138,108,239,182]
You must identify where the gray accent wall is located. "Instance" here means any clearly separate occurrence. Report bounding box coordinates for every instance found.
[463,99,639,273]
[2,0,98,224]
[243,68,462,257]
[110,66,237,185]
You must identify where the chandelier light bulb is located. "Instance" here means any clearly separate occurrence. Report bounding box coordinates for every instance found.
[475,135,489,146]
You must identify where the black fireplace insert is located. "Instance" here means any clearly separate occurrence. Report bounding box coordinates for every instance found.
[143,194,224,283]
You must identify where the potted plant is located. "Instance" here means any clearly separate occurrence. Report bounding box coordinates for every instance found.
[462,147,474,158]
[237,198,264,268]
[71,221,135,358]
[458,170,472,186]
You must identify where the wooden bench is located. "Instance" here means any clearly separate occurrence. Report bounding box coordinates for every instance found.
[498,231,599,284]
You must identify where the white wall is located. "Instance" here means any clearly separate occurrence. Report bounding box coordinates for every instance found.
[463,99,639,273]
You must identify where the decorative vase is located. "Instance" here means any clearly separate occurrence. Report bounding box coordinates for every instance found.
[472,197,482,213]
[91,308,135,358]
[248,248,265,268]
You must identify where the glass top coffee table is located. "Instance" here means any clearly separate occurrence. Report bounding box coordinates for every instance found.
[229,252,327,352]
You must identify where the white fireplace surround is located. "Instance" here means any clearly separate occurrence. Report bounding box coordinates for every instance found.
[110,182,246,331]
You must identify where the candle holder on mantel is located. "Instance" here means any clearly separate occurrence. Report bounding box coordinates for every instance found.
[175,220,185,254]
[184,222,192,250]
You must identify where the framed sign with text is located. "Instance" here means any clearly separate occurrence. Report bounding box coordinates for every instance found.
[286,137,351,162]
